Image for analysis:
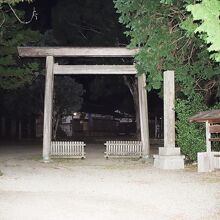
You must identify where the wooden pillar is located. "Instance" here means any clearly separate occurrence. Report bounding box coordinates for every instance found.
[205,121,214,171]
[153,70,184,169]
[138,74,150,158]
[205,121,211,153]
[43,56,54,161]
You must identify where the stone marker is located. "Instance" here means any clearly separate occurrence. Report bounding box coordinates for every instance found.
[153,70,185,169]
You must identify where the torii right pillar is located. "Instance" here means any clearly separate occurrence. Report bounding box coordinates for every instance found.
[154,70,185,169]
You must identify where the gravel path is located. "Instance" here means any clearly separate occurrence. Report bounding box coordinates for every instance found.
[0,143,220,220]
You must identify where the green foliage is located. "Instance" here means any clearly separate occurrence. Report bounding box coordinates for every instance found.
[53,76,84,138]
[54,76,84,116]
[0,10,41,89]
[160,0,173,4]
[180,16,198,37]
[114,0,220,97]
[114,0,176,90]
[0,0,31,4]
[187,0,220,62]
[175,95,207,162]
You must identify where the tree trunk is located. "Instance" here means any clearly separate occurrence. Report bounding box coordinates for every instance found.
[123,76,141,139]
[53,116,60,140]
[133,82,141,139]
[52,109,61,140]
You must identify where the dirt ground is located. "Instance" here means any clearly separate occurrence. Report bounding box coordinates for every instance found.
[0,142,220,220]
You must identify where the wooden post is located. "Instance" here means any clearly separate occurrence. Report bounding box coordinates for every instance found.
[138,74,150,157]
[205,121,211,153]
[205,121,213,171]
[43,56,54,161]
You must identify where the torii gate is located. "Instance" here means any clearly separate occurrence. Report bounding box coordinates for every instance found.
[18,47,150,161]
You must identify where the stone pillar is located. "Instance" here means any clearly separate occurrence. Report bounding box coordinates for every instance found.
[43,56,54,162]
[138,74,150,158]
[153,70,185,169]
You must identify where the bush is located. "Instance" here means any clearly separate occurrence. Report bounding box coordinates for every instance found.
[175,95,207,162]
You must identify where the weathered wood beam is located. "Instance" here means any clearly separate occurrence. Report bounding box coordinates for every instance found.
[18,47,139,57]
[206,121,211,153]
[53,64,137,75]
[43,56,54,162]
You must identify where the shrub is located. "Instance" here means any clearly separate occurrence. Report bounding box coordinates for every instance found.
[175,95,207,162]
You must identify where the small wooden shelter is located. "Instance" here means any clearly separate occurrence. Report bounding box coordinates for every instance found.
[190,109,220,123]
[189,110,220,172]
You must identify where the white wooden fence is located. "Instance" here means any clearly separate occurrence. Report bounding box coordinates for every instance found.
[212,152,220,169]
[104,141,142,158]
[51,141,86,158]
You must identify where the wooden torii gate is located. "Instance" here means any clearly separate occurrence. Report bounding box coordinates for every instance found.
[18,47,150,161]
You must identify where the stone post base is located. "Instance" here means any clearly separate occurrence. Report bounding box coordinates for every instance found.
[153,147,185,170]
[197,152,216,172]
[42,156,51,163]
[197,152,209,172]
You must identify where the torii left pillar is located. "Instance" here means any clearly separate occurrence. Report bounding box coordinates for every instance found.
[43,56,54,162]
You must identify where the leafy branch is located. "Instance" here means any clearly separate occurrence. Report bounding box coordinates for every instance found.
[0,0,37,27]
[187,0,220,62]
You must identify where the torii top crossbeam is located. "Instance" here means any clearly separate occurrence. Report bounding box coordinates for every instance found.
[18,47,139,57]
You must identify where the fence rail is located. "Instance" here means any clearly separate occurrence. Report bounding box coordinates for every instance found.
[104,141,142,158]
[51,141,86,158]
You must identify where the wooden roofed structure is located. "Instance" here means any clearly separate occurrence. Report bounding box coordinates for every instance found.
[189,110,220,123]
[189,109,220,172]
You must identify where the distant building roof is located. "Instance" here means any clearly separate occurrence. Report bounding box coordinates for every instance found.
[189,109,220,123]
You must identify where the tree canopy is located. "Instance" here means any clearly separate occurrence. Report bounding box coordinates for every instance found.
[51,0,127,46]
[114,0,220,161]
[0,0,31,5]
[114,0,220,103]
[0,9,40,89]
